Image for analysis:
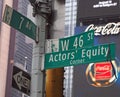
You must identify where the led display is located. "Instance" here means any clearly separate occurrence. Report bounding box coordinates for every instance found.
[77,0,120,25]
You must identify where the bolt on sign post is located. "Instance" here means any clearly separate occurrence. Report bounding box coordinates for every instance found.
[2,5,37,40]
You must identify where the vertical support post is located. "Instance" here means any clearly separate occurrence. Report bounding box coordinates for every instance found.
[31,15,46,97]
[29,0,51,97]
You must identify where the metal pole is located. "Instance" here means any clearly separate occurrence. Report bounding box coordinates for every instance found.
[29,0,51,97]
[31,15,46,97]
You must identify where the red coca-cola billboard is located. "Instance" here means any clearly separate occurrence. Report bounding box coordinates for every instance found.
[94,62,112,80]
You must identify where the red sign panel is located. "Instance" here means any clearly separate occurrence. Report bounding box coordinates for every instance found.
[94,62,112,80]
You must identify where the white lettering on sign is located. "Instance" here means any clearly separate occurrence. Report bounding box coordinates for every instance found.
[60,31,93,51]
[96,65,111,71]
[81,46,109,59]
[60,40,69,51]
[48,52,75,62]
[48,45,109,63]
[93,0,117,8]
[85,22,120,36]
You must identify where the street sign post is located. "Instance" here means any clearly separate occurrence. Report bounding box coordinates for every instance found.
[45,30,94,53]
[2,5,37,40]
[45,43,115,69]
[12,66,31,96]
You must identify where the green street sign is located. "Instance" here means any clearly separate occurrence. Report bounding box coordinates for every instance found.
[45,43,115,69]
[2,5,36,40]
[59,30,94,51]
[46,30,94,53]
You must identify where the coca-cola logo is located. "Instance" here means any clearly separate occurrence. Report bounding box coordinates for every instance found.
[95,65,111,72]
[94,62,112,80]
[85,22,120,36]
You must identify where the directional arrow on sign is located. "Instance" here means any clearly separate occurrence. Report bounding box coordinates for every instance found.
[13,71,30,90]
[13,71,22,90]
[12,66,31,96]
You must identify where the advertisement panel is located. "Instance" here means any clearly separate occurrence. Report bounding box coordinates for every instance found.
[94,62,112,80]
[77,0,120,24]
[72,22,120,97]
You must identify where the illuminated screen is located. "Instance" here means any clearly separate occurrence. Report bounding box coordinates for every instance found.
[77,0,120,20]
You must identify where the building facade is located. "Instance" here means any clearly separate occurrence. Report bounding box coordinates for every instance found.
[0,0,33,97]
[0,0,13,97]
[11,0,33,97]
[64,0,77,97]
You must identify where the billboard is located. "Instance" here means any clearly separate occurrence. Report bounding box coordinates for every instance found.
[94,62,112,81]
[77,0,120,25]
[72,22,120,97]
